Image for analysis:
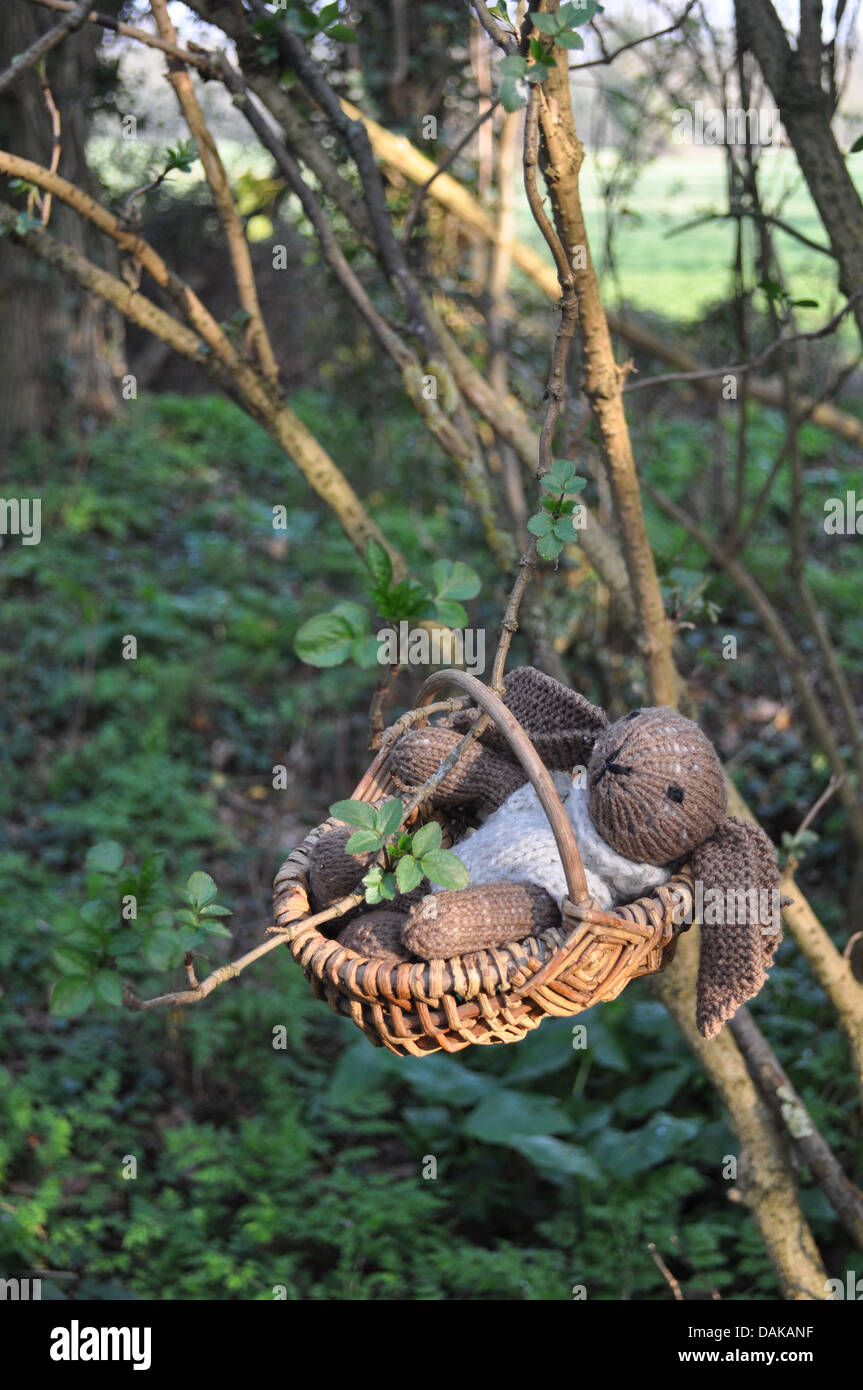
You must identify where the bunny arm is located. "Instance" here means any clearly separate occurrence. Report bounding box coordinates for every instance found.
[690,815,782,1039]
[390,667,609,817]
[389,727,526,812]
[447,666,609,771]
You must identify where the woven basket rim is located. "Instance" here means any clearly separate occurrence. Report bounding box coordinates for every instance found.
[273,813,695,1007]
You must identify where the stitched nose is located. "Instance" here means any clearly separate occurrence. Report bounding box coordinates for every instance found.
[595,744,632,781]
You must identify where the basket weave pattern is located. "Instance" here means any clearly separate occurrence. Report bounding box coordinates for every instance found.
[273,675,693,1057]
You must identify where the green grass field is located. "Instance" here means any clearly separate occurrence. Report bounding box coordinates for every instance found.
[517,147,863,327]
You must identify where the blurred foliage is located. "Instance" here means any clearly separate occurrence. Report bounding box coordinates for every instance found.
[1,387,861,1299]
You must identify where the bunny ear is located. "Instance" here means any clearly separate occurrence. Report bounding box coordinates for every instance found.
[690,816,782,1039]
[448,667,608,770]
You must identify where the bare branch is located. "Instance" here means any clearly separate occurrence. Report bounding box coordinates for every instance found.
[0,0,90,95]
[148,0,279,381]
[624,292,862,393]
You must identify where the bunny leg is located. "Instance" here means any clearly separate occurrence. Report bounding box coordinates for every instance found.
[404,881,561,959]
[338,910,413,963]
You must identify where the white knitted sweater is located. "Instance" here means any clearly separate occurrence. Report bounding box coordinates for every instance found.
[434,774,669,909]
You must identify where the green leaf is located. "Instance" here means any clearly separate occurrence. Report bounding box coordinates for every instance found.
[542,458,580,491]
[201,903,233,918]
[500,54,527,75]
[759,277,784,302]
[463,1088,577,1143]
[531,13,560,33]
[421,849,470,890]
[590,1111,699,1178]
[557,31,585,49]
[350,633,381,668]
[400,1053,493,1105]
[526,65,551,83]
[560,0,602,25]
[374,799,405,839]
[849,134,863,154]
[527,512,554,536]
[79,898,115,927]
[529,37,551,60]
[345,828,385,854]
[329,600,369,637]
[396,855,424,894]
[93,969,124,1007]
[791,298,819,308]
[85,841,124,874]
[145,930,185,972]
[365,538,393,590]
[185,871,218,910]
[319,1,341,24]
[53,945,96,975]
[58,922,102,949]
[326,23,356,41]
[202,921,233,938]
[615,1065,691,1119]
[329,799,377,829]
[553,517,578,542]
[500,76,526,111]
[432,598,468,629]
[411,821,442,856]
[51,976,94,1017]
[510,1135,601,1183]
[431,559,481,601]
[536,532,564,561]
[294,611,354,667]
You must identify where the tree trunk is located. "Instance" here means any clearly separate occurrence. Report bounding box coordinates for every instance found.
[735,0,863,345]
[0,3,124,447]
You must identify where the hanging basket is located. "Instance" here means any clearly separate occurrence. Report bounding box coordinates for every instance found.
[272,671,694,1057]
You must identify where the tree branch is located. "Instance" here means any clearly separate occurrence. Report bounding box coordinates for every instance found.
[0,0,90,95]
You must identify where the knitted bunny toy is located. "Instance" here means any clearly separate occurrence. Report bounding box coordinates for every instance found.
[310,668,781,1038]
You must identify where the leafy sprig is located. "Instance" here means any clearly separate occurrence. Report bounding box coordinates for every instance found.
[295,540,481,669]
[527,458,587,561]
[51,843,232,1017]
[329,798,469,903]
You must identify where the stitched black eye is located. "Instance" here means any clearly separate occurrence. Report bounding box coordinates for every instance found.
[666,784,685,803]
[624,711,640,721]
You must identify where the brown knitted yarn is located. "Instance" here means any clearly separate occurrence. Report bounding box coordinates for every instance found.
[448,666,608,770]
[308,824,371,911]
[404,881,561,958]
[389,727,526,812]
[338,910,413,964]
[588,707,727,865]
[691,815,781,1038]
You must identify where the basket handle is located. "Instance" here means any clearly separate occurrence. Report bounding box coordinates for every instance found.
[414,670,591,908]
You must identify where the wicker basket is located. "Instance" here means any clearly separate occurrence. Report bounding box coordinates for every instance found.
[273,671,694,1057]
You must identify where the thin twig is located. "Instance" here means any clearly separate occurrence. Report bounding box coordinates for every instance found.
[38,65,62,226]
[647,1242,685,1300]
[624,292,862,393]
[569,2,698,71]
[795,775,845,841]
[0,0,90,95]
[401,97,501,245]
[23,0,216,73]
[149,0,279,381]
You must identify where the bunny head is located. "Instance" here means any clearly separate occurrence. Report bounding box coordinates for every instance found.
[587,706,727,864]
[585,706,781,1038]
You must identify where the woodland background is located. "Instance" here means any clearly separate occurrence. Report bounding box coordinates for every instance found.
[1,0,862,1301]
